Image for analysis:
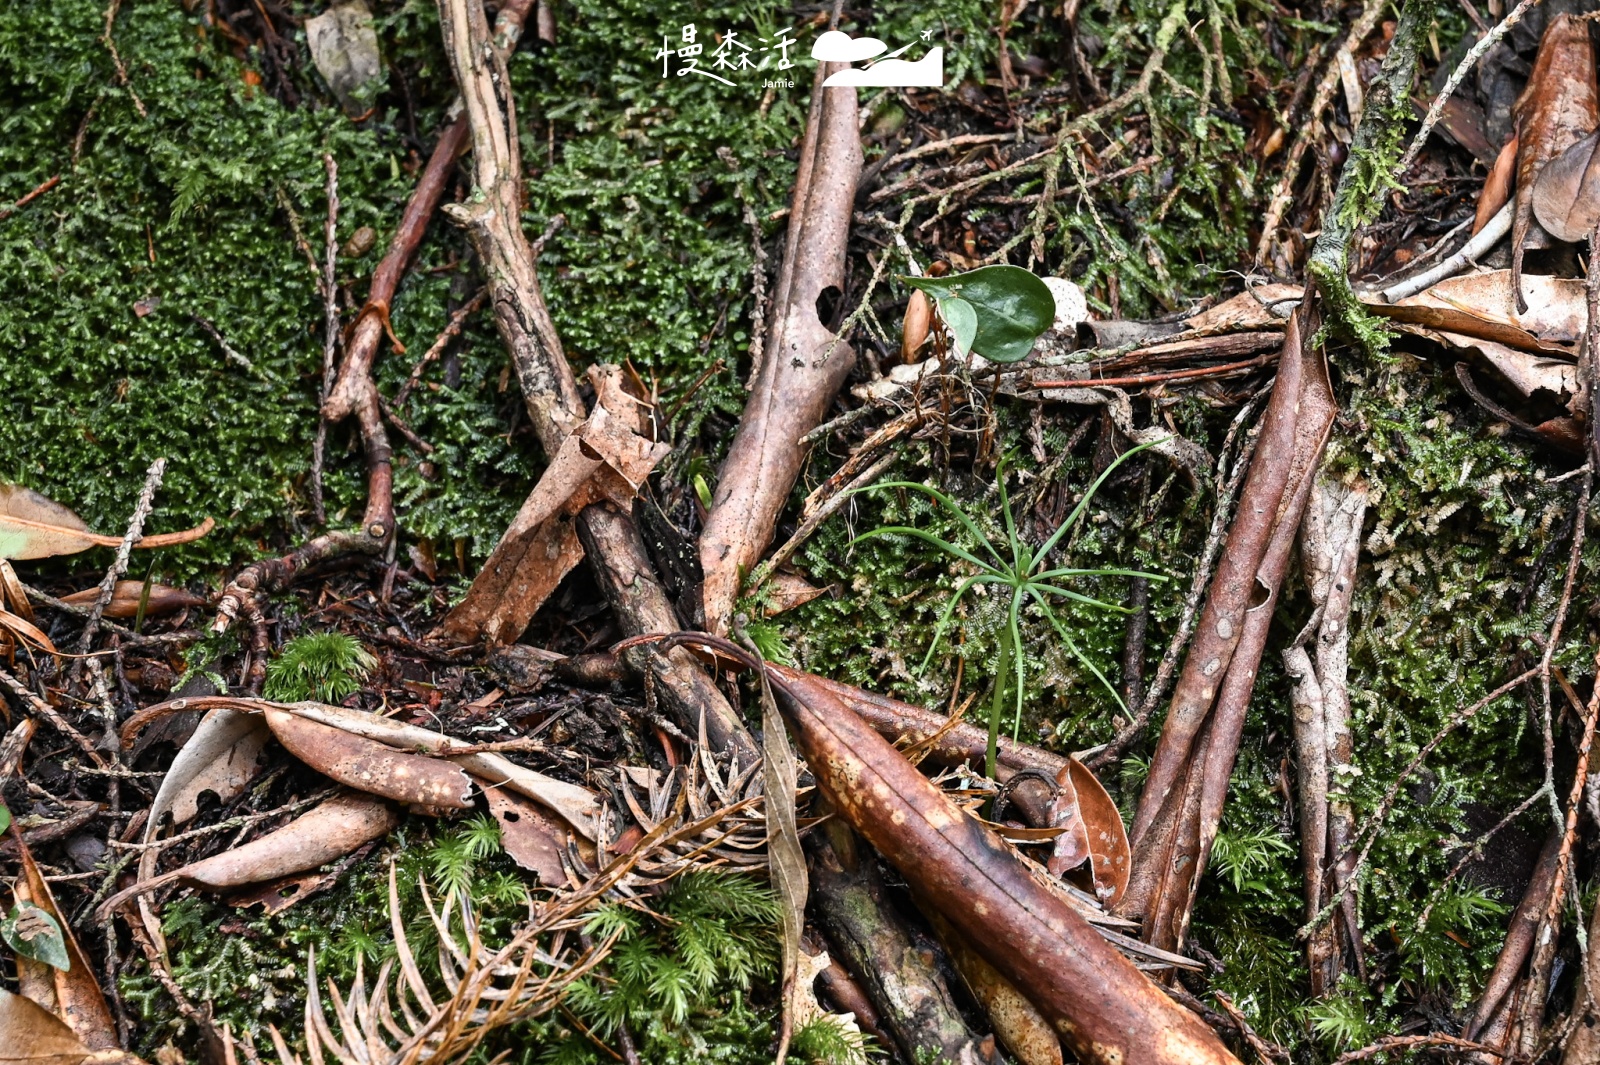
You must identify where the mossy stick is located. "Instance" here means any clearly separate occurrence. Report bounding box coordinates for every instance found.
[1306,0,1438,351]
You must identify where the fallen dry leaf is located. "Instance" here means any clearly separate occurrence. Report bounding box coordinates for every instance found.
[0,560,32,622]
[436,364,669,645]
[0,988,144,1065]
[124,696,603,838]
[58,582,204,619]
[263,709,475,810]
[102,793,398,916]
[761,572,828,616]
[1510,13,1598,311]
[0,609,55,656]
[0,484,213,562]
[159,710,270,828]
[12,839,120,1051]
[1063,759,1130,908]
[1478,134,1518,235]
[1379,269,1588,352]
[1043,765,1092,878]
[1533,128,1600,242]
[481,781,569,886]
[1179,283,1302,334]
[901,290,931,362]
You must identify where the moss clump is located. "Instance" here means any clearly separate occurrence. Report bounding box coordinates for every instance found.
[262,631,375,702]
[0,0,809,579]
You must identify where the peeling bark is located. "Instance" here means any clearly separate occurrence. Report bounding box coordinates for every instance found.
[1286,474,1367,994]
[698,63,862,633]
[1120,304,1336,957]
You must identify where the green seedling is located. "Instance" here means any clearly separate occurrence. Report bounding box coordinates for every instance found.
[847,441,1165,778]
[899,265,1056,362]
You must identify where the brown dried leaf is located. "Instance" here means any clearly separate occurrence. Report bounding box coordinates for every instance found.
[1379,269,1588,352]
[761,572,827,617]
[1179,284,1302,334]
[1067,759,1131,908]
[0,485,212,562]
[125,696,603,838]
[436,364,668,645]
[58,583,204,620]
[1510,13,1599,310]
[110,794,398,910]
[12,839,119,1051]
[0,609,55,656]
[0,561,33,622]
[263,709,474,810]
[226,869,343,916]
[174,792,395,889]
[1043,766,1091,877]
[1533,129,1600,243]
[0,988,144,1065]
[0,487,97,561]
[481,783,568,886]
[1477,134,1518,235]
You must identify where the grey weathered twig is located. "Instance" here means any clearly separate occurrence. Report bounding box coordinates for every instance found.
[1395,0,1547,176]
[74,457,166,662]
[309,153,340,526]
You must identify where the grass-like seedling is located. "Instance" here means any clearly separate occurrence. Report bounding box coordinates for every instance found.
[847,442,1165,778]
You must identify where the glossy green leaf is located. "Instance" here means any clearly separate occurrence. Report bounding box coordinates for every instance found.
[902,266,1055,363]
[2,902,69,971]
[0,803,9,835]
[937,296,978,358]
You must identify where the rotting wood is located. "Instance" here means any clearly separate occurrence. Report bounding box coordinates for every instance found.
[807,818,997,1065]
[698,60,862,634]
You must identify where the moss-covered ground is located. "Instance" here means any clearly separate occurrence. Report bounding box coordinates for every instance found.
[3,0,1591,1062]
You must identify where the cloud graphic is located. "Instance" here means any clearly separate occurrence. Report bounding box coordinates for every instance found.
[811,30,888,63]
[822,47,944,87]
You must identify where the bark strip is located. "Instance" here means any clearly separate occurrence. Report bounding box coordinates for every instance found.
[1119,304,1336,957]
[1286,474,1368,994]
[698,62,862,633]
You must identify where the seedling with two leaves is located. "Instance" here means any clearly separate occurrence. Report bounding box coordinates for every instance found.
[900,264,1056,363]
